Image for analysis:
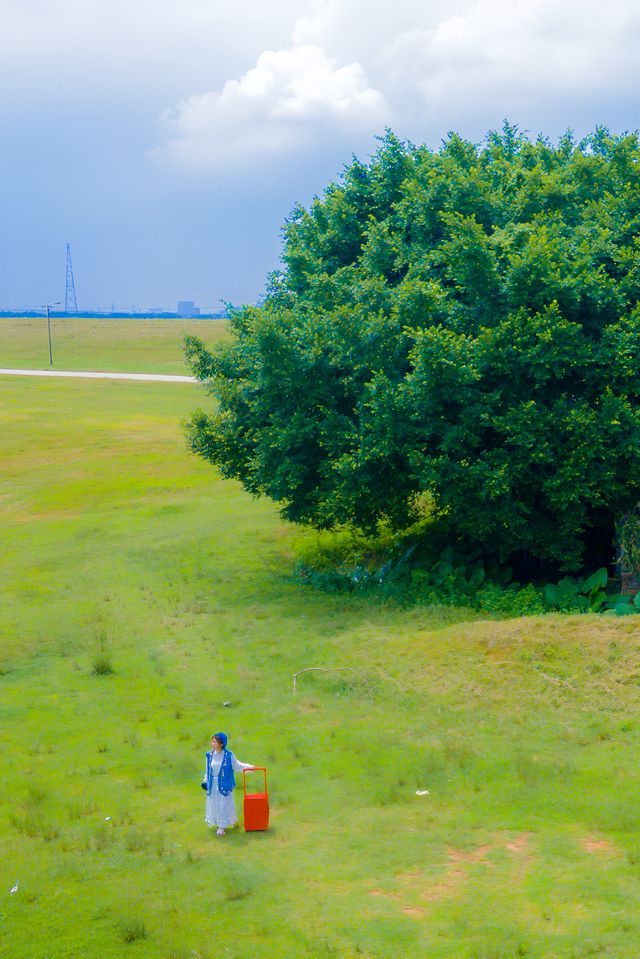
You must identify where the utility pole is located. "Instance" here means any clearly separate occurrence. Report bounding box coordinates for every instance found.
[41,303,61,365]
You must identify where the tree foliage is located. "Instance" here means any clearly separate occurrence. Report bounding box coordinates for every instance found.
[185,124,640,570]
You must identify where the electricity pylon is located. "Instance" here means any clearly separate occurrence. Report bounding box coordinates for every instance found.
[64,243,78,313]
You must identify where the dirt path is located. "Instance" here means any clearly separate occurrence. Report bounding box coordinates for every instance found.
[0,368,196,382]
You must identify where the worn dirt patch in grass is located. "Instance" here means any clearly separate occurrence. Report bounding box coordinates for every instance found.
[392,862,467,903]
[420,866,467,902]
[402,906,426,917]
[369,889,401,901]
[446,843,493,864]
[506,831,531,853]
[390,835,535,910]
[582,835,618,855]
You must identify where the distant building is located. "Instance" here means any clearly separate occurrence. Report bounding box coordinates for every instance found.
[177,300,200,317]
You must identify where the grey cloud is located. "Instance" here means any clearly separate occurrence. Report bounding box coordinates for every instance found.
[4,0,640,307]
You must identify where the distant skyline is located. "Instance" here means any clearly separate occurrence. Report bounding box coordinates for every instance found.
[2,0,640,310]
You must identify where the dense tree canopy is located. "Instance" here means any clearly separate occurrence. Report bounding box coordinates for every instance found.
[185,125,640,570]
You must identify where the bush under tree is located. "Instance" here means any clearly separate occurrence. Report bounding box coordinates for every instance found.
[185,124,640,572]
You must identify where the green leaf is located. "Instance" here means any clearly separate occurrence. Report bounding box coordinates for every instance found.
[615,603,637,616]
[582,567,608,592]
[602,594,633,609]
[557,577,580,597]
[543,584,562,608]
[588,590,608,612]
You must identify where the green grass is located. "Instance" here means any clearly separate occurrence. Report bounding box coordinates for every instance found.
[2,367,640,958]
[0,317,230,374]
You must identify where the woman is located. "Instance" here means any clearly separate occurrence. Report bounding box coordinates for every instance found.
[202,732,255,836]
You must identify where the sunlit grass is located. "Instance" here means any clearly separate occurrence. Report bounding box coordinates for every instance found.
[0,317,230,374]
[2,371,640,958]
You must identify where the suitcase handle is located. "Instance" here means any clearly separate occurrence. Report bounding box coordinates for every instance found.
[243,767,267,795]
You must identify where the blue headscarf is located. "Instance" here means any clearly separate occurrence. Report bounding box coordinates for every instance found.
[210,732,235,797]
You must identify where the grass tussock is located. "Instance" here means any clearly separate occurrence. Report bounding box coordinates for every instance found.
[118,917,147,943]
[222,862,259,901]
[9,809,60,841]
[91,653,114,675]
[124,828,149,852]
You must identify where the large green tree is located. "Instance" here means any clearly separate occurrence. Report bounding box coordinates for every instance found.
[185,125,640,570]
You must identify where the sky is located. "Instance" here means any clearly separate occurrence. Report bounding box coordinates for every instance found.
[1,0,640,312]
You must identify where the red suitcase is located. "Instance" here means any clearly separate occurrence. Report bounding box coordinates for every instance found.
[243,767,269,832]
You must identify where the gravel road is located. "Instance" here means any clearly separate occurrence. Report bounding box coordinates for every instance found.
[0,368,196,382]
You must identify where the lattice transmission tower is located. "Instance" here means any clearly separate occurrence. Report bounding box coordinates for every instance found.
[65,243,78,313]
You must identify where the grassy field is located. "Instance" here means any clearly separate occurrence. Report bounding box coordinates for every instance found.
[2,329,640,958]
[0,317,230,374]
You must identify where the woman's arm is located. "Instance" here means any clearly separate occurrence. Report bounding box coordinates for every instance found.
[230,755,255,773]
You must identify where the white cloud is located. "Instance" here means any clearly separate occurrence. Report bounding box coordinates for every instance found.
[155,43,388,169]
[291,0,454,63]
[5,0,640,161]
[152,0,640,171]
[379,0,640,129]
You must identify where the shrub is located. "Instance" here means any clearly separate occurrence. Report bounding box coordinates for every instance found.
[296,535,640,617]
[477,583,546,617]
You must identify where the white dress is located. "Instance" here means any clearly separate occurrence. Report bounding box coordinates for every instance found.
[204,751,254,829]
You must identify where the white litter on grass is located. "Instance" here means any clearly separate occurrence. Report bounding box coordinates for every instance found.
[104,816,112,821]
[415,790,430,796]
[10,882,18,895]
